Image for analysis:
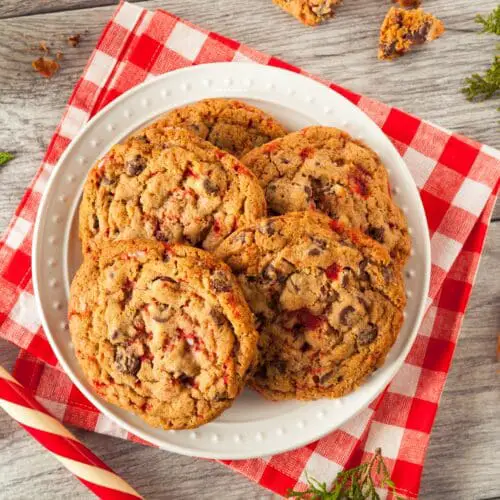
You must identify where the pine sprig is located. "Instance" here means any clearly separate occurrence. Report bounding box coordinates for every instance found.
[287,448,404,500]
[462,55,500,102]
[462,7,500,107]
[475,5,500,35]
[0,152,14,166]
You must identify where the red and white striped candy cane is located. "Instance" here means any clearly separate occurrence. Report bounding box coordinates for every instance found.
[0,365,143,499]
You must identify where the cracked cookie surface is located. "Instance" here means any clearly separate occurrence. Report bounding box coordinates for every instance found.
[241,126,410,265]
[273,0,343,26]
[69,240,259,429]
[79,126,267,254]
[156,99,287,158]
[215,212,406,401]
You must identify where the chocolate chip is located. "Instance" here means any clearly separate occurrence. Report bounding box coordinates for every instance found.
[358,324,378,346]
[273,359,287,373]
[210,270,232,293]
[319,371,334,384]
[152,311,170,323]
[100,176,114,186]
[359,259,370,281]
[231,337,240,358]
[114,346,140,375]
[125,155,146,176]
[214,392,229,402]
[210,308,226,326]
[203,178,219,194]
[366,226,385,243]
[259,221,275,236]
[136,134,151,144]
[154,230,169,242]
[300,342,312,352]
[312,237,327,249]
[381,41,397,58]
[382,266,393,283]
[404,22,430,44]
[339,306,355,325]
[308,247,322,256]
[177,374,194,387]
[92,214,99,231]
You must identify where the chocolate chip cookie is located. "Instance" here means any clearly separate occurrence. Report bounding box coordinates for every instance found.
[379,7,445,61]
[273,0,343,26]
[155,99,287,158]
[241,126,411,265]
[214,212,406,401]
[69,239,259,429]
[79,126,267,254]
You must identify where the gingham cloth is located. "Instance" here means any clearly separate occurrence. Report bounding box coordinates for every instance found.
[1,2,499,498]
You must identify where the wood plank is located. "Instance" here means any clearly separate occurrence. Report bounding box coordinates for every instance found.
[0,0,141,19]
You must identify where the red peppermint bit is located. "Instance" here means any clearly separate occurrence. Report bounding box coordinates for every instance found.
[329,218,344,232]
[226,294,241,318]
[213,219,222,234]
[135,380,142,387]
[184,167,198,178]
[234,163,250,175]
[296,308,324,330]
[325,263,341,280]
[215,150,226,160]
[145,403,153,412]
[264,142,279,153]
[68,310,79,319]
[140,352,154,362]
[223,374,229,385]
[299,147,314,160]
[162,242,173,254]
[231,218,238,232]
[349,175,369,198]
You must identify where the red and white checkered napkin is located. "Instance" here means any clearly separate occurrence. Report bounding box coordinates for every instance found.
[1,2,499,498]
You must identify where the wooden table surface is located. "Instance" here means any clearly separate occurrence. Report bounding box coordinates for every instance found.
[0,1,498,498]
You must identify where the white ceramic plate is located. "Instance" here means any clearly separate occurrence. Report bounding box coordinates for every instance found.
[33,63,430,459]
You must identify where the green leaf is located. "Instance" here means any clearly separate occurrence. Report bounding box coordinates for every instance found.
[475,6,500,35]
[462,55,500,102]
[0,152,14,166]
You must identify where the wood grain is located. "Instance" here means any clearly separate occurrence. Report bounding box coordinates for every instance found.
[0,1,498,499]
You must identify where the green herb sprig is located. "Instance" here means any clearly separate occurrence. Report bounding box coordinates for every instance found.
[287,448,403,500]
[463,54,500,103]
[475,5,500,35]
[0,152,14,166]
[462,7,500,105]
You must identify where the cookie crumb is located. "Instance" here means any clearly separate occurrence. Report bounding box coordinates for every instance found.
[32,57,60,78]
[273,0,342,26]
[393,0,421,7]
[67,34,81,47]
[378,7,445,61]
[38,40,50,54]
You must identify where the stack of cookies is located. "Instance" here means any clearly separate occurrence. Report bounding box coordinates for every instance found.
[69,98,410,430]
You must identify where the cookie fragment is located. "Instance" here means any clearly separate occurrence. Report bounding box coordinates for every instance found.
[241,126,411,265]
[273,0,343,26]
[79,126,267,253]
[157,99,287,158]
[69,240,259,430]
[215,212,406,401]
[379,7,445,60]
[393,0,421,7]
